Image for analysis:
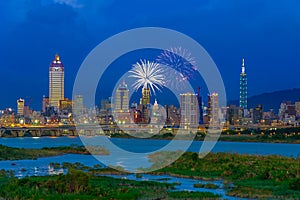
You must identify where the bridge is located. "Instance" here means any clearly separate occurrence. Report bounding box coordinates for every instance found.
[0,123,290,138]
[0,124,157,137]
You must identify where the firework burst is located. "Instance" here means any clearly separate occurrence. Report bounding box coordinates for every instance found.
[156,47,197,89]
[129,60,165,95]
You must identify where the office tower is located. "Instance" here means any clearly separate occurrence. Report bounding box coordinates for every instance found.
[180,93,199,128]
[140,87,150,123]
[151,99,160,124]
[74,95,84,116]
[226,105,243,125]
[49,54,64,108]
[253,104,263,124]
[197,87,204,124]
[42,95,49,113]
[141,87,150,106]
[208,92,219,127]
[17,98,25,116]
[115,82,129,112]
[114,82,130,124]
[239,58,247,109]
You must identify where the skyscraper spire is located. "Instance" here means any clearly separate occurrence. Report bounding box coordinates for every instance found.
[55,53,60,61]
[241,58,245,74]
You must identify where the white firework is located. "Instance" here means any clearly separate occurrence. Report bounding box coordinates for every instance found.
[129,60,165,95]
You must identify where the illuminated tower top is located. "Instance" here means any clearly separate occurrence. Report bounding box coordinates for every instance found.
[50,53,64,68]
[241,58,245,74]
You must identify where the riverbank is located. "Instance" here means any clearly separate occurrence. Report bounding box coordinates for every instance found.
[0,144,109,161]
[110,132,300,144]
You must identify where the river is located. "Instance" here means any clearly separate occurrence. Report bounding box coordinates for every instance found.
[0,136,298,157]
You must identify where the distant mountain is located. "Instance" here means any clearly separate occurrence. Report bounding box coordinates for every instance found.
[228,88,300,112]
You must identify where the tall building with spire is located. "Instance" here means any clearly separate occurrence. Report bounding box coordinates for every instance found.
[49,54,64,108]
[239,58,247,109]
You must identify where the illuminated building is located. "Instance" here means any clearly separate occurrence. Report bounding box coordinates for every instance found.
[151,99,160,124]
[226,105,243,125]
[115,82,129,112]
[17,98,25,116]
[197,87,204,124]
[253,104,263,124]
[180,93,199,128]
[239,58,247,109]
[140,87,151,123]
[141,87,150,106]
[208,92,219,127]
[49,54,64,108]
[114,82,130,124]
[59,98,73,114]
[42,95,49,113]
[73,95,84,116]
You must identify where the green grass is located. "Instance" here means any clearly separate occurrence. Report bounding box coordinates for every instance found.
[0,169,219,199]
[151,151,300,198]
[0,144,109,161]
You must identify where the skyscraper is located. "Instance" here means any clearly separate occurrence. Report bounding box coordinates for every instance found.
[180,93,199,128]
[141,87,150,106]
[140,87,150,123]
[42,95,49,113]
[114,82,130,124]
[17,98,25,116]
[239,58,247,109]
[74,95,84,116]
[208,92,219,127]
[197,87,204,124]
[115,82,129,112]
[253,104,263,124]
[49,54,64,108]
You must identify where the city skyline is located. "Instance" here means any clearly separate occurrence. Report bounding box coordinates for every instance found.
[0,1,300,109]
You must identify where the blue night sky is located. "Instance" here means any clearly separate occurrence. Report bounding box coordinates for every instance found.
[0,0,300,110]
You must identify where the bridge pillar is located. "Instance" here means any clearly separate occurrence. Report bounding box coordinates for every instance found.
[0,130,5,137]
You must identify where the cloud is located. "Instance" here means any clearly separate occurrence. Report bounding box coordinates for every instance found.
[54,0,83,8]
[27,3,77,25]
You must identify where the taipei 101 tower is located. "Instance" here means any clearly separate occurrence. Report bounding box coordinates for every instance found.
[239,58,247,110]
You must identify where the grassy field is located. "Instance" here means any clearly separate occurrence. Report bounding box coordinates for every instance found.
[0,169,220,199]
[151,151,300,199]
[0,144,109,161]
